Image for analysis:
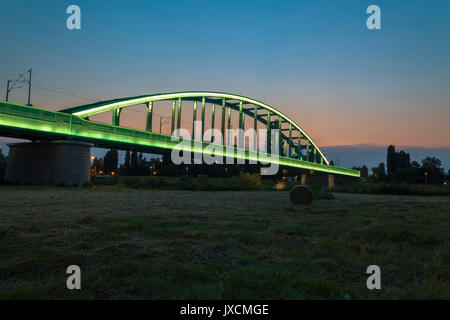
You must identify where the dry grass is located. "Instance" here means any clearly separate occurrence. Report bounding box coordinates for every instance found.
[0,186,449,299]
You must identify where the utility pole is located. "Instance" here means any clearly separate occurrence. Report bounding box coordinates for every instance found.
[26,68,32,106]
[5,80,11,102]
[18,68,32,106]
[5,78,22,102]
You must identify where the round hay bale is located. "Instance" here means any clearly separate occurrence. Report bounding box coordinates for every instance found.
[289,184,313,205]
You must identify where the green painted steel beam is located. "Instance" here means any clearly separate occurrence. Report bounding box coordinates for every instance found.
[288,124,292,158]
[266,110,271,153]
[0,101,360,177]
[211,104,215,132]
[211,103,215,143]
[221,98,225,145]
[306,140,310,162]
[278,117,283,156]
[112,108,121,126]
[192,101,197,139]
[298,132,302,160]
[146,102,153,132]
[239,101,244,130]
[227,106,231,145]
[171,100,175,135]
[201,97,205,141]
[239,101,244,148]
[176,98,182,131]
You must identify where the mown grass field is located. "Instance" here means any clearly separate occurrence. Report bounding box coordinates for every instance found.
[0,186,449,299]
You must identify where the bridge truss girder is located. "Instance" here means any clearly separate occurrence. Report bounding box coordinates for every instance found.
[61,92,329,165]
[0,99,360,177]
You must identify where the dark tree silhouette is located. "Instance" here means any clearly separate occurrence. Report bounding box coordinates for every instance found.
[387,145,411,177]
[361,165,369,178]
[421,157,444,184]
[352,165,369,179]
[130,151,138,175]
[124,150,131,174]
[103,149,119,174]
[378,162,386,176]
[397,150,411,169]
[371,162,386,182]
[387,145,396,174]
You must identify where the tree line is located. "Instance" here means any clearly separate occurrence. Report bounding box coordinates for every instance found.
[91,145,449,184]
[91,150,155,176]
[353,145,449,185]
[91,149,264,178]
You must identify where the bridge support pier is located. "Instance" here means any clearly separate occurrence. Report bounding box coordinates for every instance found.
[300,174,334,189]
[5,141,92,186]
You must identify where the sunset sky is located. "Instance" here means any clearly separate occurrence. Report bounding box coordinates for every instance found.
[1,0,449,149]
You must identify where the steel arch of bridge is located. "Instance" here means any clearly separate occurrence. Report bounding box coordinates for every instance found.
[62,91,329,165]
[0,92,360,177]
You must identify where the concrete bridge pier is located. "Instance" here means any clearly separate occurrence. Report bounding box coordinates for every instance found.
[300,173,335,188]
[5,141,92,186]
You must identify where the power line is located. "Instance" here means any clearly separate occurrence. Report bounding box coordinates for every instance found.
[1,70,225,129]
[0,70,102,103]
[31,83,96,102]
[28,79,102,101]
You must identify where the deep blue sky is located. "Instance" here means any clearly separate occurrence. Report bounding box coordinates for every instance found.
[0,0,449,149]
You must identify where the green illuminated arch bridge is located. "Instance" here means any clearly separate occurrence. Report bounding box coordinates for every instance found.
[0,91,359,177]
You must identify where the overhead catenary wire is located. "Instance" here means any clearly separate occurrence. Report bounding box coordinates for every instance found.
[1,70,216,129]
[0,70,102,103]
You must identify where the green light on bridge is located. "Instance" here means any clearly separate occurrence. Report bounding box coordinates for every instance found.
[0,100,360,178]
